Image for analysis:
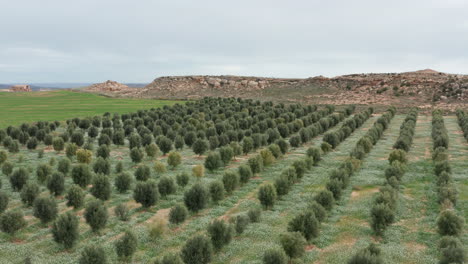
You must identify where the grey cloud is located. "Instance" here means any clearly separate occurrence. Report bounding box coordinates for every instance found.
[0,0,467,82]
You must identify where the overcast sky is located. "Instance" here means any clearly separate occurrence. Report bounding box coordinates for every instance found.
[1,0,468,83]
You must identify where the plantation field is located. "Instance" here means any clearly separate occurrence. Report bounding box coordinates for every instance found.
[0,98,466,264]
[0,90,181,128]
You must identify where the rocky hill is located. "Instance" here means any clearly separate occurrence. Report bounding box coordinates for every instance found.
[88,70,468,111]
[84,80,138,96]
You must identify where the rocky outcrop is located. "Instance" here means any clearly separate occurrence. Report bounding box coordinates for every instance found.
[85,80,130,92]
[9,85,32,92]
[144,76,296,92]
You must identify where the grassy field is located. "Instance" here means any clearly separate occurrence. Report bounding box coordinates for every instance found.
[0,98,466,263]
[0,90,181,128]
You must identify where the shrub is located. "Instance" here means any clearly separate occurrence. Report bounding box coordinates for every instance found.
[115,172,133,193]
[280,232,306,259]
[36,163,52,184]
[0,150,6,164]
[268,144,282,159]
[135,165,151,181]
[219,146,234,165]
[1,161,13,176]
[326,179,343,200]
[96,145,110,159]
[388,149,407,164]
[242,137,254,154]
[234,214,250,234]
[65,143,78,159]
[52,212,79,249]
[20,182,40,206]
[155,254,184,264]
[154,161,167,175]
[130,147,144,163]
[134,181,159,208]
[76,149,93,164]
[52,137,65,152]
[176,172,190,187]
[323,132,340,148]
[91,174,111,200]
[0,192,8,213]
[263,249,287,264]
[276,139,289,155]
[247,208,262,223]
[260,149,276,166]
[314,190,335,211]
[8,140,19,153]
[308,201,327,222]
[145,143,160,158]
[205,152,223,172]
[222,171,240,194]
[248,155,264,174]
[275,175,291,196]
[115,161,123,173]
[238,164,253,184]
[192,164,205,179]
[181,235,213,264]
[47,172,65,196]
[289,135,301,148]
[84,199,108,232]
[258,183,277,210]
[26,137,38,150]
[157,136,173,155]
[370,203,394,235]
[175,135,185,150]
[115,230,137,261]
[57,158,71,174]
[10,168,29,191]
[98,134,111,146]
[33,196,58,224]
[321,142,332,153]
[169,204,188,224]
[435,160,451,176]
[158,176,176,197]
[184,183,209,213]
[438,185,458,205]
[79,246,108,264]
[167,151,182,168]
[71,164,92,188]
[384,161,405,181]
[0,210,26,235]
[207,219,233,251]
[347,243,383,264]
[114,203,130,221]
[66,185,85,209]
[306,147,321,165]
[287,210,319,241]
[439,236,465,264]
[209,180,225,203]
[437,210,464,236]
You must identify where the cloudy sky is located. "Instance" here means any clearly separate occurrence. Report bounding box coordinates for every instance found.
[1,0,468,83]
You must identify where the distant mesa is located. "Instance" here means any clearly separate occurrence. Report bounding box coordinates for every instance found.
[9,85,32,92]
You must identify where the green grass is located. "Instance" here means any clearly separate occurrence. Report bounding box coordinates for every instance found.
[0,90,182,128]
